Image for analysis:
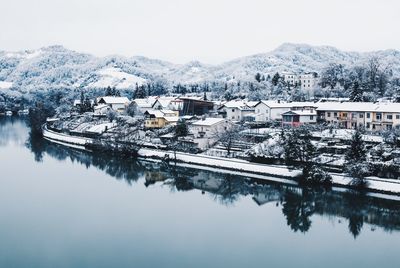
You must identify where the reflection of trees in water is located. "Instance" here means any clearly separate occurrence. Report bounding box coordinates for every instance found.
[167,168,400,237]
[25,132,400,238]
[282,189,315,233]
[26,133,143,184]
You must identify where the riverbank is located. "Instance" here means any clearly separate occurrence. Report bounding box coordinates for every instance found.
[43,127,400,196]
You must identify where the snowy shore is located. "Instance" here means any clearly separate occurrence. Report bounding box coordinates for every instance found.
[43,127,400,196]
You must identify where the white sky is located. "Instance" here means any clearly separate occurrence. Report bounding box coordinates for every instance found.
[0,0,399,64]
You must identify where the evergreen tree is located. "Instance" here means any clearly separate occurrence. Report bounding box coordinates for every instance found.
[349,81,363,102]
[345,128,370,187]
[255,73,261,83]
[105,86,113,96]
[79,91,85,113]
[175,119,189,137]
[272,72,281,86]
[346,128,366,162]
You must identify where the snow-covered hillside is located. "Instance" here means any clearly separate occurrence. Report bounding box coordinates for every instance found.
[1,43,400,91]
[89,67,147,89]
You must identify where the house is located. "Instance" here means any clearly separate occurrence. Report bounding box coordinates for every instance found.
[179,97,214,115]
[97,96,130,113]
[190,118,230,150]
[144,110,180,128]
[282,109,317,127]
[152,97,183,111]
[190,118,229,138]
[73,99,94,108]
[219,100,256,121]
[316,102,400,131]
[93,104,111,115]
[253,100,317,122]
[132,98,157,113]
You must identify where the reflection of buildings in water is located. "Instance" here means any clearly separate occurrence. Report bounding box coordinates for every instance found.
[28,134,400,238]
[144,171,169,187]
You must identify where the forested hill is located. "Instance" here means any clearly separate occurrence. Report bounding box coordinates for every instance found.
[1,43,400,108]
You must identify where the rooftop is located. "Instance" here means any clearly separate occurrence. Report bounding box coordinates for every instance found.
[192,118,226,126]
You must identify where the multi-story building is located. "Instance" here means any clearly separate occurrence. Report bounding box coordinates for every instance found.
[253,100,317,122]
[282,72,318,90]
[316,102,400,131]
[218,100,257,122]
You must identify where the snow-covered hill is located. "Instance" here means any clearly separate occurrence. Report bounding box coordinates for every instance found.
[1,43,400,91]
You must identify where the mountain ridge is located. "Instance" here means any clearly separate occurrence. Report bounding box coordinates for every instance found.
[1,43,400,91]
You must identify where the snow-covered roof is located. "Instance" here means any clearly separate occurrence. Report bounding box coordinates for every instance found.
[164,116,180,123]
[316,102,400,113]
[154,99,172,108]
[222,100,255,110]
[192,118,226,126]
[98,96,130,104]
[282,110,317,116]
[93,104,109,110]
[257,100,317,108]
[86,123,116,134]
[74,99,94,106]
[145,109,177,118]
[133,98,155,108]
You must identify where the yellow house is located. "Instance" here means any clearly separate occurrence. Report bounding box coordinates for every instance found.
[144,110,179,128]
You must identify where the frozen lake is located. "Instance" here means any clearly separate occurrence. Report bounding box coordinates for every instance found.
[1,117,400,268]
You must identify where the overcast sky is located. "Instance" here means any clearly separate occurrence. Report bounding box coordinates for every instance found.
[0,0,399,64]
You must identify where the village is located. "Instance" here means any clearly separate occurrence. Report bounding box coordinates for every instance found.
[38,80,400,193]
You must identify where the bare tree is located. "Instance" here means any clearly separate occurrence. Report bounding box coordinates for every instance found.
[214,123,246,157]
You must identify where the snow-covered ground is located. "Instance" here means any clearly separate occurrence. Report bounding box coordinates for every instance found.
[312,129,383,143]
[0,81,13,89]
[89,67,147,89]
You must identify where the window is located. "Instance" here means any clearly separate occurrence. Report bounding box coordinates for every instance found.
[367,113,370,119]
[376,113,382,120]
[366,123,370,128]
[310,115,314,120]
[397,115,400,119]
[334,112,338,117]
[327,112,331,117]
[232,109,235,112]
[387,114,393,120]
[359,114,364,118]
[343,113,347,117]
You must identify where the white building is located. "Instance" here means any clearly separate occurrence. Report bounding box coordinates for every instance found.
[282,72,318,90]
[132,98,157,113]
[219,100,256,121]
[190,118,231,150]
[93,104,111,115]
[253,100,317,122]
[97,96,130,113]
[316,102,400,131]
[282,109,317,127]
[152,97,183,111]
[190,118,229,138]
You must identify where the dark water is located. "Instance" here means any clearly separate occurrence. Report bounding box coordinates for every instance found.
[1,117,400,268]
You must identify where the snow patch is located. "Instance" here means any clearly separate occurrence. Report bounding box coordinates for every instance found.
[0,81,12,89]
[89,67,147,89]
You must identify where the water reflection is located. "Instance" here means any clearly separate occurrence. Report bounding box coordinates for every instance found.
[2,117,399,239]
[24,131,400,238]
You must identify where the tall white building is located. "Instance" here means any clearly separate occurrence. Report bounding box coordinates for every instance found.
[282,72,318,90]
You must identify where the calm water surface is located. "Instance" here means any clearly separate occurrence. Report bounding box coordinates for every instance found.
[0,117,400,268]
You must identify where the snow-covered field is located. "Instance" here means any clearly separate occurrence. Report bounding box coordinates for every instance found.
[89,67,147,89]
[0,81,13,89]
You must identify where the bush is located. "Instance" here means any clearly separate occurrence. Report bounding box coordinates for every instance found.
[302,164,332,186]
